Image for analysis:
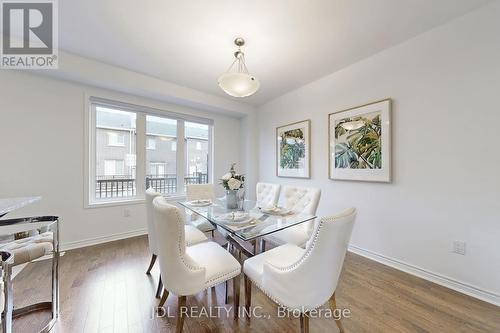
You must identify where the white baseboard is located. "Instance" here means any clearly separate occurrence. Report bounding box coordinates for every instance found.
[348,245,500,307]
[61,228,147,251]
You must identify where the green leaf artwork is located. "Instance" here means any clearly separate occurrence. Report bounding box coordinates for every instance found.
[279,128,305,169]
[334,111,382,169]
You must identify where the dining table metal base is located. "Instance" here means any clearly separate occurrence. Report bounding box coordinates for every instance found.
[224,233,258,259]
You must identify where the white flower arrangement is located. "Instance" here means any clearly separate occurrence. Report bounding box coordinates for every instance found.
[220,163,245,191]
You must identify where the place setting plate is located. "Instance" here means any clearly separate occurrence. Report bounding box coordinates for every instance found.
[215,212,255,226]
[185,199,213,207]
[259,205,293,216]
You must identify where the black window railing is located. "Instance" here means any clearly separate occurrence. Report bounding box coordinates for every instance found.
[145,175,177,194]
[96,176,136,199]
[95,173,208,199]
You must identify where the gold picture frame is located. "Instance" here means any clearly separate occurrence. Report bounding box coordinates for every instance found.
[328,99,391,182]
[276,119,311,178]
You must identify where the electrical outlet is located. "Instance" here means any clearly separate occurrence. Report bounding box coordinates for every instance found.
[124,209,131,217]
[452,241,466,255]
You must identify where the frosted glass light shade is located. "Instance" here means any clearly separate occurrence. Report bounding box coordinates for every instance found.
[218,72,260,97]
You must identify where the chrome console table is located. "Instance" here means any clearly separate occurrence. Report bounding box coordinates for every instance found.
[0,216,60,333]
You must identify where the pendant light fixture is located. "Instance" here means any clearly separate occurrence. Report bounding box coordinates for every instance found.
[218,38,260,98]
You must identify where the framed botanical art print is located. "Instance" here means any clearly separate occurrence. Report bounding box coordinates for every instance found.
[276,120,311,178]
[329,99,391,182]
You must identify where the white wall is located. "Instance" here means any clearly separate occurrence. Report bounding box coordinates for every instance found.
[257,2,500,304]
[240,112,259,200]
[0,71,244,249]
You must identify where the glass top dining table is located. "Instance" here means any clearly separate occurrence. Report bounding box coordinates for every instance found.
[178,199,316,242]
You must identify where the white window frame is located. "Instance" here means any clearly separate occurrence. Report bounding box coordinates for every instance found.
[85,97,214,207]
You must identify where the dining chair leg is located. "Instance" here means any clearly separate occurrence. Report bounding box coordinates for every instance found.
[244,274,252,318]
[176,295,187,333]
[146,254,157,274]
[329,292,345,333]
[158,289,169,308]
[233,274,241,320]
[225,280,229,304]
[299,312,310,333]
[155,275,163,299]
[225,242,233,304]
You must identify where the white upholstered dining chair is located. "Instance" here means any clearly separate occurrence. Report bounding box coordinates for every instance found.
[153,197,242,332]
[262,185,321,249]
[244,208,356,333]
[145,188,208,298]
[255,182,281,208]
[186,184,217,236]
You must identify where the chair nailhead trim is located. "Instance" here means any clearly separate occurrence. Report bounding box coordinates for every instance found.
[176,207,240,289]
[251,216,338,310]
[266,219,325,272]
[205,268,241,289]
[173,208,204,272]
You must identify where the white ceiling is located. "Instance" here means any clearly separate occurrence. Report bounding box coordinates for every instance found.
[59,0,491,106]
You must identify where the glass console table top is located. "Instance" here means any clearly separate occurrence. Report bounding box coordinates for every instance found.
[0,197,41,217]
[179,199,316,241]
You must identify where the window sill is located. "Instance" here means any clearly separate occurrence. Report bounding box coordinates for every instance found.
[85,194,187,209]
[86,198,145,209]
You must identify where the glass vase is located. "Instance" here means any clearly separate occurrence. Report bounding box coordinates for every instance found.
[225,189,239,209]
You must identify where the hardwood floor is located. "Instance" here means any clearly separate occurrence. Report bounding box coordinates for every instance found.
[10,235,500,333]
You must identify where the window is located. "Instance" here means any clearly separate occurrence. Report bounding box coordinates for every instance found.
[146,137,156,150]
[107,131,125,146]
[87,98,213,205]
[146,115,177,194]
[185,122,209,188]
[94,107,136,200]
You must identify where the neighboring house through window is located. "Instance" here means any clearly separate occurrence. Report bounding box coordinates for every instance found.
[149,162,167,176]
[107,131,125,146]
[185,122,210,187]
[146,137,156,150]
[104,159,125,176]
[87,98,213,205]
